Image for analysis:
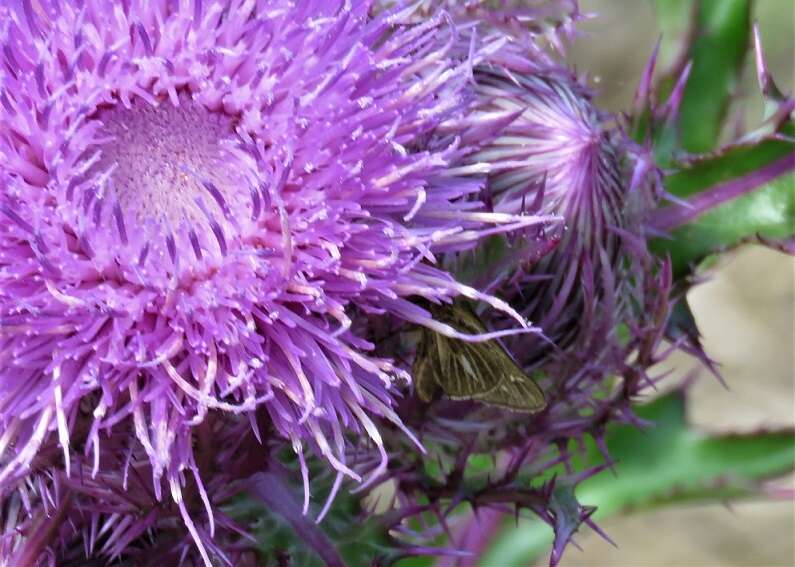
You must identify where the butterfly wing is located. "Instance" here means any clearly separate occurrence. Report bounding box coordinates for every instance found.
[416,300,547,413]
[413,327,441,402]
[432,331,505,399]
[477,366,547,412]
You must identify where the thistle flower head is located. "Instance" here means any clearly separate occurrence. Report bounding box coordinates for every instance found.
[455,61,660,365]
[0,1,552,546]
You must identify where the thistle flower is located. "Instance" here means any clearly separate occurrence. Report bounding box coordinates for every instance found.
[0,0,552,552]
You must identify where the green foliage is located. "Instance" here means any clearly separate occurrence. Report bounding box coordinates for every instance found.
[578,391,795,511]
[678,0,751,152]
[646,0,794,277]
[664,134,793,200]
[652,0,751,154]
[479,390,795,566]
[660,169,793,277]
[652,134,795,276]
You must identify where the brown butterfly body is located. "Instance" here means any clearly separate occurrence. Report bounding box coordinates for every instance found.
[412,300,546,413]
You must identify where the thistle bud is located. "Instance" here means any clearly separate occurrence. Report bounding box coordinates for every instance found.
[458,63,660,372]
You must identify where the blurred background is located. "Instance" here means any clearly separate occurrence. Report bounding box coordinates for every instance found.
[549,1,795,565]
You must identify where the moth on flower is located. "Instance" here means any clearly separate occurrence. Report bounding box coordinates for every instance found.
[412,298,547,412]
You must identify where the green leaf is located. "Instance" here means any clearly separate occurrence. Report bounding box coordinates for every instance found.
[659,170,794,277]
[651,0,751,155]
[576,392,795,512]
[679,0,751,153]
[480,390,795,566]
[650,132,795,277]
[665,137,794,200]
[395,557,435,567]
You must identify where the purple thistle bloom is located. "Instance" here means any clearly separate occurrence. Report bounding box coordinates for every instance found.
[0,1,553,557]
